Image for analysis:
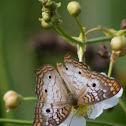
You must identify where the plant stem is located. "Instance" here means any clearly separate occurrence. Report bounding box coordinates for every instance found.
[57,26,83,45]
[86,26,116,36]
[85,27,101,35]
[77,45,84,62]
[53,26,63,36]
[117,29,126,36]
[54,26,113,45]
[54,27,113,62]
[119,99,126,114]
[74,17,85,42]
[87,120,125,126]
[74,17,86,62]
[0,119,32,125]
[107,61,126,114]
[107,61,113,77]
[22,97,37,101]
[86,36,112,44]
[53,26,81,46]
[0,118,124,126]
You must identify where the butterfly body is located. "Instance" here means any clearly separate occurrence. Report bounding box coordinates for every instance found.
[33,53,121,126]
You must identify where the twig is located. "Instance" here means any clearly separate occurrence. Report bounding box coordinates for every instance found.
[0,119,32,125]
[107,60,126,114]
[85,36,112,44]
[0,118,124,126]
[22,97,37,101]
[87,120,125,126]
[74,17,85,42]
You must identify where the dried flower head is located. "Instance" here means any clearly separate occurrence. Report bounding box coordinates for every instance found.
[97,44,110,58]
[121,18,126,29]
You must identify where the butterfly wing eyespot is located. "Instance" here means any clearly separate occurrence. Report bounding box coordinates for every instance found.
[33,65,72,126]
[92,83,96,87]
[49,76,51,79]
[45,89,47,92]
[46,109,50,113]
[66,67,68,70]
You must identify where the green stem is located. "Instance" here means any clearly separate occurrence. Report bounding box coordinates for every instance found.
[74,17,85,42]
[77,45,84,62]
[56,26,83,46]
[74,17,86,62]
[87,120,125,126]
[0,119,32,125]
[53,26,80,46]
[117,29,126,36]
[119,99,126,114]
[54,26,113,46]
[22,97,37,101]
[107,61,126,114]
[0,118,124,126]
[86,26,116,36]
[54,28,113,62]
[85,27,101,35]
[53,26,63,36]
[86,36,112,44]
[107,61,113,77]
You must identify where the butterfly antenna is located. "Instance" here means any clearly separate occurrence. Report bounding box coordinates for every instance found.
[69,109,78,126]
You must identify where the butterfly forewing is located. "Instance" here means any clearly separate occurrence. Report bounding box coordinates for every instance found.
[57,53,121,105]
[57,54,90,97]
[33,65,72,126]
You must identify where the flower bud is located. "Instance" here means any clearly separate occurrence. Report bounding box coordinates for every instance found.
[39,0,47,4]
[45,0,53,7]
[51,14,61,24]
[121,18,126,29]
[51,1,61,11]
[42,6,51,12]
[111,36,126,51]
[110,36,126,62]
[42,12,51,22]
[40,19,53,29]
[67,1,81,17]
[3,91,22,111]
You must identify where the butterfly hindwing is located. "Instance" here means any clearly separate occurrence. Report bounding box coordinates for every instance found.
[33,65,72,126]
[33,102,71,126]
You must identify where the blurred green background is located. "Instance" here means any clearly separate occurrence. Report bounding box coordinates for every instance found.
[0,0,126,126]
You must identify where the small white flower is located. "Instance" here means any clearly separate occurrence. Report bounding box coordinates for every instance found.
[60,113,86,126]
[88,88,123,119]
[60,88,123,126]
